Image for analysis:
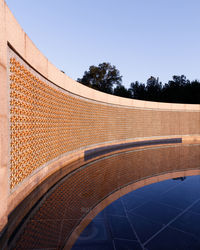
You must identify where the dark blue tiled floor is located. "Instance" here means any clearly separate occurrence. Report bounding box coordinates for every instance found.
[128,213,163,243]
[145,226,200,250]
[72,175,200,249]
[104,199,126,217]
[129,200,182,225]
[171,211,200,239]
[107,215,137,241]
[189,200,200,214]
[113,239,142,250]
[122,193,147,211]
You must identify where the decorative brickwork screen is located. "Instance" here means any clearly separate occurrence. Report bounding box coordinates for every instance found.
[8,48,200,189]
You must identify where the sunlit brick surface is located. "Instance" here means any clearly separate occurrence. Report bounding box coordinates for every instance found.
[9,49,200,189]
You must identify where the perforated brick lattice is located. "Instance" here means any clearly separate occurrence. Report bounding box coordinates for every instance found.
[8,49,200,189]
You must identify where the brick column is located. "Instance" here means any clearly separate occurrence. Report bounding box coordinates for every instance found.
[0,0,8,232]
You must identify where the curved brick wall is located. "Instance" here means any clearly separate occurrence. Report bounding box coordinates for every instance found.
[0,0,200,237]
[8,48,200,190]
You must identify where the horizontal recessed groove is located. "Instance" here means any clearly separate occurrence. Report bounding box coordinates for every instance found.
[84,138,182,161]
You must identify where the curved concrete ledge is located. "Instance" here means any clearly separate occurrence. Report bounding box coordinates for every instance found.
[0,0,200,237]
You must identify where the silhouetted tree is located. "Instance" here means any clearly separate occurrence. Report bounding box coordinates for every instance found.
[113,85,132,98]
[186,80,200,104]
[77,62,122,94]
[146,76,162,101]
[129,75,200,104]
[129,81,146,100]
[162,75,191,103]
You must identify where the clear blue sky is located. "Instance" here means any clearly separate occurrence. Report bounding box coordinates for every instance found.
[5,0,200,88]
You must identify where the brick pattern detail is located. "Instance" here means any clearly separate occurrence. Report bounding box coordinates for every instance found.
[9,53,200,189]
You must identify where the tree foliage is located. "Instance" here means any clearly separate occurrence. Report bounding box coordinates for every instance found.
[129,81,146,100]
[130,75,200,104]
[77,62,122,94]
[113,85,132,98]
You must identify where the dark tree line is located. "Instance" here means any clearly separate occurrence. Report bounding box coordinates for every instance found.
[77,62,200,104]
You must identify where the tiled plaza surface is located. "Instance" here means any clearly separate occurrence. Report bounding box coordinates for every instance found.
[72,175,200,250]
